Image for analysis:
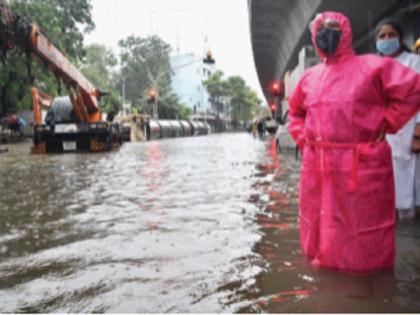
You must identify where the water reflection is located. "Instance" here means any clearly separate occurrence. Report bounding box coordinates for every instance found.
[240,138,418,313]
[0,135,264,312]
[0,135,420,312]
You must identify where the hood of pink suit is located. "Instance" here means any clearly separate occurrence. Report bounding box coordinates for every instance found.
[310,11,355,62]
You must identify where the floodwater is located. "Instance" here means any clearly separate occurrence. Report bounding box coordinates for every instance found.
[0,133,419,313]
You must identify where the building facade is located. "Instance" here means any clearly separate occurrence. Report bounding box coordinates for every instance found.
[170,53,215,114]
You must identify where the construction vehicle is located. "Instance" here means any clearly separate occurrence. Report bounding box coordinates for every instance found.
[114,112,150,142]
[0,1,122,154]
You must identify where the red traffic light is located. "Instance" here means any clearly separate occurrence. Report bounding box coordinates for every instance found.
[271,82,283,97]
[203,50,215,64]
[148,89,157,103]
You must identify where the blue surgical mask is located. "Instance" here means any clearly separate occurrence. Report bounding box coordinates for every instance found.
[376,38,400,56]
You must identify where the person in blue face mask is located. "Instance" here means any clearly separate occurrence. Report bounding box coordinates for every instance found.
[375,19,411,57]
[375,19,420,220]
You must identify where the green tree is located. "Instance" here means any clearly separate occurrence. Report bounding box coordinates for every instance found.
[82,44,117,89]
[117,35,188,119]
[225,76,261,121]
[203,70,228,115]
[204,71,261,121]
[0,0,94,116]
[178,104,192,120]
[145,87,190,120]
[242,89,262,120]
[81,44,120,111]
[118,35,171,106]
[151,85,182,119]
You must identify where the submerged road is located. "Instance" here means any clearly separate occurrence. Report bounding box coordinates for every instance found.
[0,133,419,312]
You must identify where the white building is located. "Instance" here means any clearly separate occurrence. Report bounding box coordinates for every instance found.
[170,53,215,114]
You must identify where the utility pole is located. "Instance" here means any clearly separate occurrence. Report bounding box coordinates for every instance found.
[121,79,125,108]
[153,102,158,119]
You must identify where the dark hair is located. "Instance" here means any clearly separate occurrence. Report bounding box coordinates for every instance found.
[375,18,411,52]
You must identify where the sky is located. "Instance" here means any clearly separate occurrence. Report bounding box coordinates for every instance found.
[84,0,264,99]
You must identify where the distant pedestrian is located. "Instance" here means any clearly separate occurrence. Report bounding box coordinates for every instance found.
[1,114,25,135]
[251,120,257,137]
[288,11,420,271]
[375,19,420,219]
[16,117,26,135]
[106,110,116,122]
[257,119,265,138]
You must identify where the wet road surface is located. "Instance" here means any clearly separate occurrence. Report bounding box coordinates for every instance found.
[0,133,420,312]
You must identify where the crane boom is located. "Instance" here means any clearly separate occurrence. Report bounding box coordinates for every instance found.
[0,1,123,154]
[30,26,100,113]
[0,0,101,123]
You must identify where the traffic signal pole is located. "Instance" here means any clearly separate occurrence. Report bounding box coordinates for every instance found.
[276,97,282,124]
[271,81,287,125]
[153,101,158,119]
[148,89,158,119]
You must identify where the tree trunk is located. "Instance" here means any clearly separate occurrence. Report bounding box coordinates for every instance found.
[0,85,8,118]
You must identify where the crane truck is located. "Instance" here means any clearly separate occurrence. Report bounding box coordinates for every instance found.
[0,0,123,154]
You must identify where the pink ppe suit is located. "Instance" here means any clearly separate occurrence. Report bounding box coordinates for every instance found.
[288,12,420,271]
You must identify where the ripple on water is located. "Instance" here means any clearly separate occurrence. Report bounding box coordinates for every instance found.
[1,135,420,312]
[0,135,267,312]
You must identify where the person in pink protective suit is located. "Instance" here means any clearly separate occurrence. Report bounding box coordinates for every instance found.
[288,11,420,271]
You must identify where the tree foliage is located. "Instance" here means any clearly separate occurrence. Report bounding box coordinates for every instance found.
[81,43,119,111]
[202,70,228,115]
[0,0,260,123]
[203,71,262,121]
[12,0,94,60]
[81,44,117,88]
[0,0,94,116]
[117,35,187,119]
[118,35,172,106]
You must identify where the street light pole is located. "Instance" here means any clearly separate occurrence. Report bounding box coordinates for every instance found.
[153,101,158,119]
[121,78,125,108]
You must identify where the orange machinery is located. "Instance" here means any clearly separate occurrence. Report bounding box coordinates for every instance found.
[0,0,122,153]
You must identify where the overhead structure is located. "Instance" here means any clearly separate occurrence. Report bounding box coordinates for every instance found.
[249,0,420,102]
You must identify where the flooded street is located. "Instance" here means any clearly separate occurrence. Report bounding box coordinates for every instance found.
[1,133,420,313]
